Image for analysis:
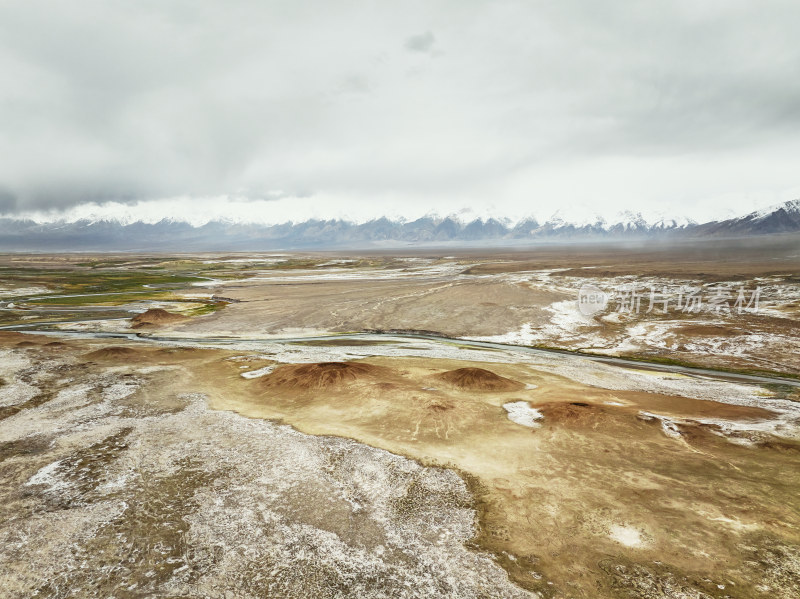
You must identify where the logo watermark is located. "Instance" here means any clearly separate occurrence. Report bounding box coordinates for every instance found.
[578,284,609,316]
[577,284,761,316]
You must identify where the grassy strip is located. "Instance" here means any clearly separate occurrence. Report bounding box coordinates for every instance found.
[26,292,174,306]
[1,270,205,294]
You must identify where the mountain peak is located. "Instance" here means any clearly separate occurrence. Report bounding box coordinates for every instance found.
[751,199,800,220]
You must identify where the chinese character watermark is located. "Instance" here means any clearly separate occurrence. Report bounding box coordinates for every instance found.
[577,284,761,316]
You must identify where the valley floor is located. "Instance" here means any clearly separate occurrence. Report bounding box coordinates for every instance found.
[0,242,799,598]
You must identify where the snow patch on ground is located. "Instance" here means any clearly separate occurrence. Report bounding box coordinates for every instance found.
[503,402,543,428]
[240,365,275,379]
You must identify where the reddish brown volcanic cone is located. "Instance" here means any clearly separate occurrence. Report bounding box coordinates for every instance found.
[433,367,524,391]
[262,361,389,390]
[85,346,141,360]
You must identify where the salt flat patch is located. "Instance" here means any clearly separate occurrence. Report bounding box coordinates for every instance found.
[503,402,543,428]
[609,525,647,548]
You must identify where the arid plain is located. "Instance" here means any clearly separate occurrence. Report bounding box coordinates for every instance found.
[1,238,799,598]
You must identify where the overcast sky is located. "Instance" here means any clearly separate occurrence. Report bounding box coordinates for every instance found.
[1,0,799,225]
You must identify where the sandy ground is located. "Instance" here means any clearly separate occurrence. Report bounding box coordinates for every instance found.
[1,332,799,598]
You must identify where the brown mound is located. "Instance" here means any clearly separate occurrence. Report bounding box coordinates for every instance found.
[536,401,606,425]
[15,341,39,348]
[131,308,186,328]
[85,346,140,360]
[45,341,70,349]
[432,367,524,392]
[262,361,387,390]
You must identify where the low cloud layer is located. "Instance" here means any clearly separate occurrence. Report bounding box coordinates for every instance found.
[1,1,799,223]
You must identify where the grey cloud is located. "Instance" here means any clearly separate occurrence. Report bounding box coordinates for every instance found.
[404,31,436,54]
[0,1,799,219]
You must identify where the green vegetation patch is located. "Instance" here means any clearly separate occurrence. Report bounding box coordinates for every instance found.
[0,269,204,296]
[186,302,227,316]
[27,291,174,307]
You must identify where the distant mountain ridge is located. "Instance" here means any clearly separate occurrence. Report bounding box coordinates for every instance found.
[691,199,800,237]
[1,200,798,251]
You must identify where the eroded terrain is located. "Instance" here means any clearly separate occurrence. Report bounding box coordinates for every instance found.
[1,243,799,598]
[0,335,533,598]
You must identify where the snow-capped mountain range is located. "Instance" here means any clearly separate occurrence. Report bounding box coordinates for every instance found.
[0,200,798,251]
